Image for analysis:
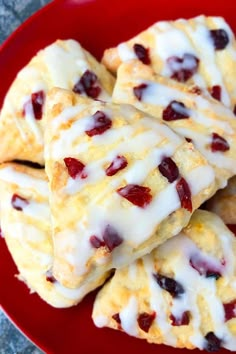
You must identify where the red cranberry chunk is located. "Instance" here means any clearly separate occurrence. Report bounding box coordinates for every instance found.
[233,105,236,116]
[112,313,121,324]
[112,313,122,330]
[117,184,152,208]
[46,270,57,284]
[204,332,222,352]
[105,156,128,176]
[185,137,192,143]
[158,157,179,183]
[89,235,105,249]
[176,178,192,212]
[103,225,123,251]
[170,311,190,326]
[209,85,221,101]
[162,101,190,121]
[223,300,236,321]
[167,53,199,82]
[211,133,230,152]
[133,83,148,101]
[153,273,184,298]
[11,194,29,211]
[137,312,156,333]
[23,91,45,120]
[73,70,101,99]
[210,29,229,50]
[189,255,221,279]
[64,157,87,179]
[85,111,112,137]
[133,44,151,65]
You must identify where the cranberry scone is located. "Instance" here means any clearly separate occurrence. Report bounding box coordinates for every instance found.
[0,39,115,165]
[103,15,236,110]
[92,209,236,351]
[0,163,109,307]
[44,87,216,289]
[205,177,236,225]
[112,60,236,190]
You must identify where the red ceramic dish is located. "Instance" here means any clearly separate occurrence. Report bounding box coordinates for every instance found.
[0,0,236,353]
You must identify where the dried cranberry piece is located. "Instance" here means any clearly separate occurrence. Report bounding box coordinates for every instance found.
[176,178,192,212]
[89,235,105,249]
[223,300,236,321]
[162,101,190,121]
[153,273,184,298]
[137,312,156,333]
[189,255,221,279]
[210,29,229,50]
[64,157,87,179]
[211,133,230,152]
[133,44,151,65]
[73,70,101,99]
[233,105,236,116]
[167,53,199,82]
[112,313,121,324]
[209,85,221,101]
[185,137,192,143]
[158,157,179,183]
[11,194,29,211]
[103,225,123,251]
[112,313,122,329]
[117,184,152,208]
[133,83,148,101]
[23,91,45,120]
[105,156,128,176]
[204,332,222,352]
[170,311,190,326]
[46,270,57,283]
[85,111,112,137]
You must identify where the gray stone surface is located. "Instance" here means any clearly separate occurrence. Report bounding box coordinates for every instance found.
[0,2,50,352]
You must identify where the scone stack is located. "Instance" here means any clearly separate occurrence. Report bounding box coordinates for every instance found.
[1,15,236,352]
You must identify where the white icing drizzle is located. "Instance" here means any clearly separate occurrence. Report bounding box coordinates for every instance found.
[48,101,215,281]
[143,255,177,346]
[93,315,109,328]
[117,43,137,61]
[182,19,231,107]
[115,16,236,109]
[42,40,88,88]
[21,95,43,144]
[119,296,139,336]
[0,166,48,195]
[116,77,236,181]
[0,165,101,307]
[94,213,236,350]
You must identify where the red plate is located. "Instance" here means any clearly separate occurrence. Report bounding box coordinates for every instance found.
[0,0,235,353]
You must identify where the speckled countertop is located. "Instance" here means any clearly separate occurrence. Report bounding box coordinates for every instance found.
[0,2,50,352]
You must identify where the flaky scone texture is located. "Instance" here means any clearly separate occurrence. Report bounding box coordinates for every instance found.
[103,15,236,109]
[0,39,115,164]
[93,210,236,351]
[0,163,108,307]
[112,60,236,189]
[44,87,216,289]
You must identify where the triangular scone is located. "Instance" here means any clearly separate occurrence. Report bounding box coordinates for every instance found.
[0,163,109,308]
[45,87,216,289]
[112,60,236,190]
[103,15,236,110]
[205,177,236,225]
[0,39,115,165]
[92,210,236,351]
